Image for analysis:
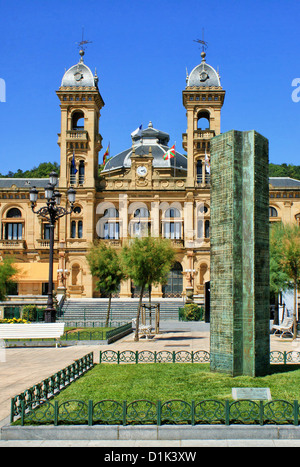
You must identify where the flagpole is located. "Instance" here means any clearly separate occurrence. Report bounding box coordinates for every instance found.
[174,141,176,178]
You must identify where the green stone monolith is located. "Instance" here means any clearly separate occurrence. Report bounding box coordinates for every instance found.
[210,130,270,376]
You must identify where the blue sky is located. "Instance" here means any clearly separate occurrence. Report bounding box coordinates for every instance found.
[0,0,300,174]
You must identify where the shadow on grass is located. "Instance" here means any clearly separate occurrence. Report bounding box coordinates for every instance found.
[270,364,300,375]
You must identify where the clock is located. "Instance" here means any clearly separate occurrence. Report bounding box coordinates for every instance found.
[74,72,83,81]
[199,71,209,82]
[136,166,147,177]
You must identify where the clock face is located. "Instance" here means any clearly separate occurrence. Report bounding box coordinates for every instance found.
[199,71,209,82]
[74,72,83,81]
[137,166,147,177]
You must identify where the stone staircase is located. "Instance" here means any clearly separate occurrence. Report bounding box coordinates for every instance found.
[58,298,184,324]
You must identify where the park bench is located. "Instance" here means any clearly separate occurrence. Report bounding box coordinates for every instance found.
[272,317,294,339]
[0,323,65,348]
[132,319,153,339]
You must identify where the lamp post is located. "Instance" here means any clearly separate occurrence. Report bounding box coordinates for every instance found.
[30,171,76,323]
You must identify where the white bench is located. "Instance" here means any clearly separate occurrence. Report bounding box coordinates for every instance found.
[0,323,65,348]
[272,317,294,339]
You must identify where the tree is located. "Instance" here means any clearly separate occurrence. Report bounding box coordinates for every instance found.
[87,242,125,327]
[0,258,17,301]
[121,236,176,341]
[270,223,300,337]
[270,225,291,325]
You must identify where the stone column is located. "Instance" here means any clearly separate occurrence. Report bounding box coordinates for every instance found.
[210,130,270,377]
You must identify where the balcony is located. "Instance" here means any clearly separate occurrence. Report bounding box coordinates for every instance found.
[0,239,26,250]
[66,130,88,141]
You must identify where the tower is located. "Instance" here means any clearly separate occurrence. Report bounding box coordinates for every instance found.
[56,49,104,189]
[182,51,225,187]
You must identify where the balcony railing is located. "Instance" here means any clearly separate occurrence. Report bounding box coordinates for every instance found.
[66,130,88,141]
[0,239,26,249]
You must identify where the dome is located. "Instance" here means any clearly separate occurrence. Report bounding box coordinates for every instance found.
[187,52,221,88]
[103,122,187,172]
[61,50,97,88]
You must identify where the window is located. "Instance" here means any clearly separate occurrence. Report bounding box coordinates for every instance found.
[7,208,22,218]
[197,110,210,130]
[131,208,150,237]
[4,208,23,240]
[72,111,84,130]
[43,224,51,240]
[269,207,278,217]
[164,208,182,239]
[103,208,119,218]
[205,220,210,238]
[99,207,119,239]
[5,223,22,240]
[71,220,83,239]
[104,222,119,239]
[78,221,83,238]
[162,262,183,297]
[79,160,85,185]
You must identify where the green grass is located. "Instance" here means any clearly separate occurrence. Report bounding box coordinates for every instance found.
[53,363,300,403]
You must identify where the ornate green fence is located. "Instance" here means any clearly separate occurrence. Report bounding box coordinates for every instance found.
[14,398,300,426]
[10,352,94,424]
[10,350,300,426]
[64,322,132,342]
[99,350,300,364]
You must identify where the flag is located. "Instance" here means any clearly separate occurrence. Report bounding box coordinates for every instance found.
[131,124,143,138]
[163,144,176,160]
[103,143,110,165]
[72,151,78,174]
[205,150,210,174]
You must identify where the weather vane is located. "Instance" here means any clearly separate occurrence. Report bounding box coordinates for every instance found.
[76,28,92,51]
[193,28,208,52]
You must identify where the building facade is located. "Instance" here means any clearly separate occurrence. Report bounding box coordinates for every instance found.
[0,49,299,300]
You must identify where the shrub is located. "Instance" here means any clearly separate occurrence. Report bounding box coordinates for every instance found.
[179,303,204,321]
[22,305,45,322]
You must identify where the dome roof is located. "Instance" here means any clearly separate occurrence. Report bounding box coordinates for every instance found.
[61,50,97,88]
[103,122,187,172]
[187,52,221,88]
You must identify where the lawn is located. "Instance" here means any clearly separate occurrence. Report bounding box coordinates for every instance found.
[52,363,300,403]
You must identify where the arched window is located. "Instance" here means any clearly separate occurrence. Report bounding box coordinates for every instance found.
[70,219,83,239]
[197,110,210,130]
[165,208,180,218]
[103,208,119,218]
[72,111,84,130]
[196,160,202,184]
[134,208,149,218]
[164,208,182,239]
[71,221,76,238]
[4,208,23,240]
[162,262,183,297]
[205,220,210,239]
[269,207,278,217]
[78,220,83,238]
[132,208,150,237]
[79,160,85,185]
[100,207,120,239]
[6,208,22,218]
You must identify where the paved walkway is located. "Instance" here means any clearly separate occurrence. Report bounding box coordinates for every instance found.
[0,321,299,446]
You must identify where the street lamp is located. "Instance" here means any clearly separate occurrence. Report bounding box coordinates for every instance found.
[30,173,76,323]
